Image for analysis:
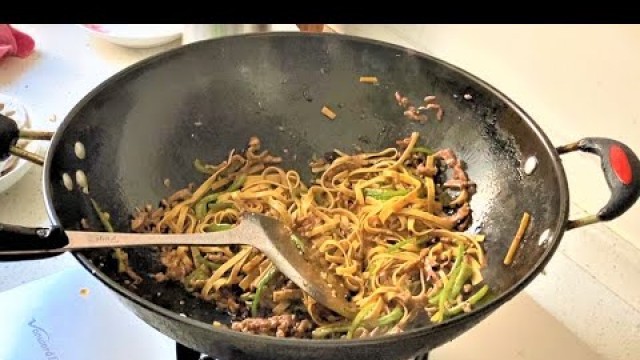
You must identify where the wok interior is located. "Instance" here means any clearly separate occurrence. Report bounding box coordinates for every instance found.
[49,34,565,332]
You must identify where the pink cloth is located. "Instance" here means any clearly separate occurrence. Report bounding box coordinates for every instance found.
[0,24,35,59]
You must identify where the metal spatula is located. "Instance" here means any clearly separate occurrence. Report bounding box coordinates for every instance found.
[0,213,357,319]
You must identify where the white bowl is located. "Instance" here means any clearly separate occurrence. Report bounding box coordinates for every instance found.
[0,94,29,181]
[78,24,183,48]
[0,141,41,194]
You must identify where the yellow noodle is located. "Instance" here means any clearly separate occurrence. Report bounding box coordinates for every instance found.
[139,133,487,339]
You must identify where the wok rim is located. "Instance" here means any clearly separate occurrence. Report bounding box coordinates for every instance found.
[42,32,570,347]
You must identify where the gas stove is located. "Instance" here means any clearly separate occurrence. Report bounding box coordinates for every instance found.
[174,343,430,360]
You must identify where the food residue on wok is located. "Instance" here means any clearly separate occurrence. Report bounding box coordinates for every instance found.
[503,212,531,265]
[321,106,337,120]
[359,76,379,84]
[395,91,444,122]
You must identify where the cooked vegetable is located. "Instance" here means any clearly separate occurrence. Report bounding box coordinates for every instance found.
[252,266,278,317]
[504,212,531,265]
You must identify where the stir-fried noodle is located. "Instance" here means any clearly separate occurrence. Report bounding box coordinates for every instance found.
[127,132,488,339]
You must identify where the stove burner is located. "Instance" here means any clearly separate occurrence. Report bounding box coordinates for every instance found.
[176,343,214,360]
[175,343,430,360]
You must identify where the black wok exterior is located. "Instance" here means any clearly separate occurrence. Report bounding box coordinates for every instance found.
[42,33,569,359]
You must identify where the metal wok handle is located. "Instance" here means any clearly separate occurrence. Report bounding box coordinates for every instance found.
[0,114,68,261]
[0,113,52,165]
[557,137,640,230]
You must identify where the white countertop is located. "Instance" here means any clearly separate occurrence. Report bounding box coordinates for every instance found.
[0,24,611,360]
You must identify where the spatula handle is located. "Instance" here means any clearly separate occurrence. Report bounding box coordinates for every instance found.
[0,224,68,261]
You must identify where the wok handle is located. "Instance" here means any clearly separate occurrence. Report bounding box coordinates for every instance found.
[0,224,69,261]
[0,113,52,165]
[0,113,19,162]
[0,114,64,261]
[557,137,640,230]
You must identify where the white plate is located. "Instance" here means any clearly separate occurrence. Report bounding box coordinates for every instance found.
[0,94,46,194]
[79,24,183,48]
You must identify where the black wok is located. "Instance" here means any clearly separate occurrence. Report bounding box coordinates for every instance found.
[1,33,639,360]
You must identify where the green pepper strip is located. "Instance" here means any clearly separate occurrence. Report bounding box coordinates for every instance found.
[311,323,351,339]
[109,250,126,273]
[412,146,435,155]
[185,265,210,282]
[196,174,246,219]
[195,193,220,219]
[204,260,221,271]
[428,244,465,304]
[192,247,205,267]
[183,264,211,291]
[90,199,128,273]
[364,188,410,201]
[449,262,472,301]
[203,223,233,232]
[227,174,247,192]
[311,307,404,339]
[207,202,233,212]
[194,159,216,174]
[388,237,414,253]
[377,307,404,327]
[431,244,465,322]
[347,302,375,339]
[251,266,278,317]
[90,198,114,233]
[428,288,443,305]
[446,285,490,316]
[291,234,306,252]
[193,248,221,271]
